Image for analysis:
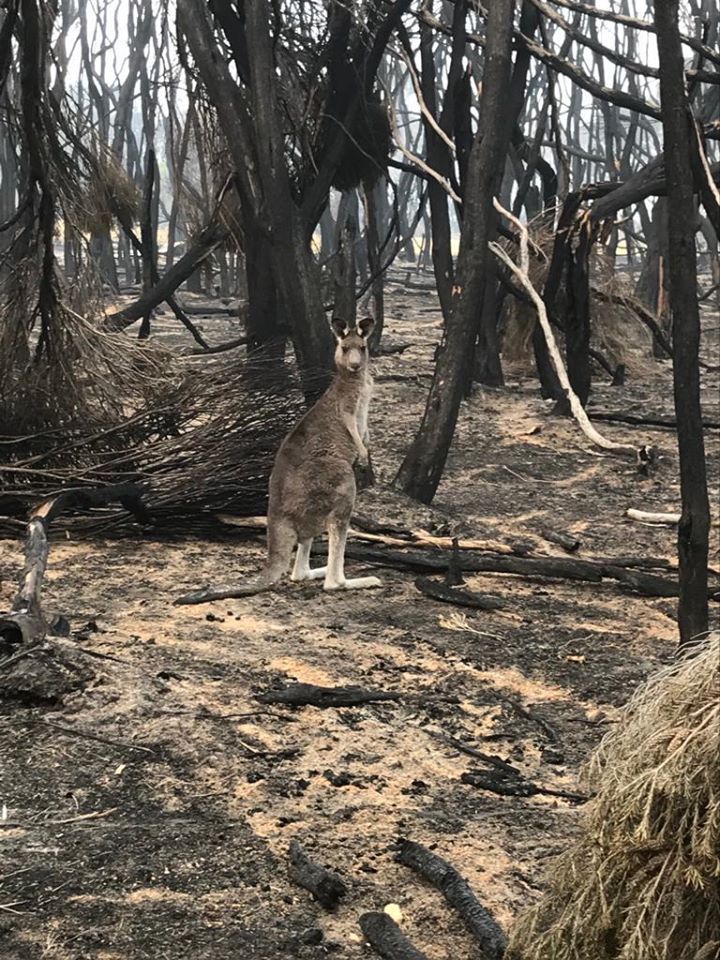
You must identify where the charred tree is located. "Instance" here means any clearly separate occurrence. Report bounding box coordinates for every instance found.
[395,0,516,504]
[653,0,710,646]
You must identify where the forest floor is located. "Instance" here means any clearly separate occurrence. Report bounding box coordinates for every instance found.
[1,269,719,960]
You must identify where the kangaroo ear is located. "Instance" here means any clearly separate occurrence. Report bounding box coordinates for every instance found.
[357,316,375,339]
[330,317,350,340]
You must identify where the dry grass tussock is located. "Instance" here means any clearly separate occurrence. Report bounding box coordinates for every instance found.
[0,341,308,535]
[507,632,720,960]
[0,248,312,533]
[501,214,652,372]
[0,257,172,438]
[72,146,141,234]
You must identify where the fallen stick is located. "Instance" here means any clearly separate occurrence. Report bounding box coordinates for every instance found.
[255,682,401,708]
[626,508,681,525]
[377,341,413,356]
[498,694,560,744]
[288,840,347,910]
[590,410,720,431]
[461,769,588,804]
[360,912,430,960]
[444,737,519,773]
[215,513,522,556]
[47,807,118,825]
[396,840,507,960]
[414,577,505,610]
[490,199,652,464]
[541,527,581,553]
[24,718,156,755]
[188,334,248,356]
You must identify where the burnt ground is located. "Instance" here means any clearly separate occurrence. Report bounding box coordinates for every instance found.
[1,272,719,959]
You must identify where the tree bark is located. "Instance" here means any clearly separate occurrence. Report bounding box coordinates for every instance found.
[653,0,710,646]
[395,0,516,504]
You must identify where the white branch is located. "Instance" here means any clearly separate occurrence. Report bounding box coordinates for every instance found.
[390,43,457,156]
[626,508,681,525]
[384,81,462,204]
[489,197,650,461]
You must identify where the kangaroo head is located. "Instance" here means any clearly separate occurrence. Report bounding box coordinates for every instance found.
[330,316,375,373]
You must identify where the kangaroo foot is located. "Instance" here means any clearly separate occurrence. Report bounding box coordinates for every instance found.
[324,576,382,591]
[291,566,328,582]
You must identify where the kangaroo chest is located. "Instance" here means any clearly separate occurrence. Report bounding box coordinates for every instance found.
[355,377,373,438]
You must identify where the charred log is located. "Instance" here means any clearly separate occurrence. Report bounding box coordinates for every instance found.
[396,840,507,959]
[255,682,401,708]
[360,912,430,960]
[288,840,347,910]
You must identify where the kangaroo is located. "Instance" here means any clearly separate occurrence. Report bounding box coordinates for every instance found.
[177,316,381,604]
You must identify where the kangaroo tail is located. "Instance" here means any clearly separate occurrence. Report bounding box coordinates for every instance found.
[175,518,295,606]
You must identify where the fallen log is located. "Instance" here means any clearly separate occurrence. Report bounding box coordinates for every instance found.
[288,840,347,910]
[603,556,672,569]
[179,304,240,316]
[178,541,695,602]
[360,912,430,960]
[396,840,507,960]
[255,682,401,708]
[338,544,687,598]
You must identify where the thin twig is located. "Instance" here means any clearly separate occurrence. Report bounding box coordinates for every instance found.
[22,719,156,755]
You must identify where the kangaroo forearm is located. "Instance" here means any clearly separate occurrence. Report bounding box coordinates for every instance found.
[343,415,367,458]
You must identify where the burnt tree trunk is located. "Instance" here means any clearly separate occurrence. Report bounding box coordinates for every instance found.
[138,147,157,339]
[364,180,384,354]
[332,192,359,326]
[540,193,585,403]
[475,0,542,388]
[654,0,710,646]
[243,205,286,358]
[635,198,670,358]
[416,17,457,320]
[565,219,596,407]
[395,0,516,503]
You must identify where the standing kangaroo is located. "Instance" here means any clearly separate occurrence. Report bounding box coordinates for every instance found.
[178,317,381,604]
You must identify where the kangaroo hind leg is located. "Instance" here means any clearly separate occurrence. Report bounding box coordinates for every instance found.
[265,517,297,583]
[324,520,381,591]
[291,539,327,582]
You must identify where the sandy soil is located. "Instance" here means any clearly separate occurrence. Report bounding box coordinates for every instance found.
[0,271,718,959]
